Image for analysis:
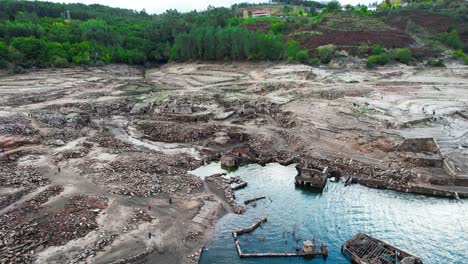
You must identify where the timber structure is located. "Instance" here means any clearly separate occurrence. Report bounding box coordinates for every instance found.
[231,217,328,259]
[342,233,422,264]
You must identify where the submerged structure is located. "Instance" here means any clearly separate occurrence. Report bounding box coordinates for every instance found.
[295,165,329,190]
[342,233,422,264]
[231,218,328,259]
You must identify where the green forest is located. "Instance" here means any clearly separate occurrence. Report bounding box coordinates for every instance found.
[0,0,244,71]
[0,0,466,72]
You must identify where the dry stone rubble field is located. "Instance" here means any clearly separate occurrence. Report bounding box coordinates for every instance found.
[0,62,467,263]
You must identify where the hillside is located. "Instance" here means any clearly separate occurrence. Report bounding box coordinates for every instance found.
[0,0,467,73]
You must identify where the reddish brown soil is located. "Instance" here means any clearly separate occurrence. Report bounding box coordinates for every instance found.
[245,20,415,50]
[383,10,468,43]
[295,29,414,49]
[245,21,272,33]
[384,10,464,33]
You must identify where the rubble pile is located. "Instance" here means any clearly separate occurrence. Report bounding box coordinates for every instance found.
[71,209,153,263]
[70,233,119,264]
[0,187,32,210]
[44,102,95,116]
[44,127,81,144]
[55,147,90,161]
[80,152,202,196]
[296,156,418,186]
[162,173,203,194]
[0,191,107,264]
[0,162,47,188]
[185,231,203,241]
[122,209,154,233]
[273,111,297,128]
[34,111,68,128]
[4,91,68,107]
[205,174,246,214]
[91,98,134,116]
[251,136,418,187]
[0,115,38,136]
[0,186,63,263]
[137,121,221,143]
[330,157,418,185]
[89,133,135,151]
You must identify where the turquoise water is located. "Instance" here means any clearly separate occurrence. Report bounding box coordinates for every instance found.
[192,163,468,264]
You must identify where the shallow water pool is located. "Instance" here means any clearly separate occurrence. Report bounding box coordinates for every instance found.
[192,163,468,264]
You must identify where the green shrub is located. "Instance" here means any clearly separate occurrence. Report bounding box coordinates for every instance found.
[439,31,463,50]
[0,59,8,69]
[13,66,25,74]
[366,60,375,68]
[357,44,369,56]
[427,58,445,67]
[51,56,69,68]
[228,17,242,27]
[270,22,290,33]
[317,45,335,64]
[0,41,8,61]
[296,50,309,64]
[371,44,384,55]
[326,0,341,12]
[300,18,309,25]
[310,58,319,65]
[310,21,318,29]
[463,56,468,65]
[394,48,411,64]
[366,54,389,68]
[453,50,465,59]
[286,40,300,61]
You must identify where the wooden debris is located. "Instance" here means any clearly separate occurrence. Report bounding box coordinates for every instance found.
[342,233,422,264]
[233,217,267,235]
[244,196,266,205]
[232,182,247,190]
[231,218,328,259]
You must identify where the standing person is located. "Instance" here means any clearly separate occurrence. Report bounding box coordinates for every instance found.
[148,232,152,239]
[169,198,172,205]
[58,166,61,173]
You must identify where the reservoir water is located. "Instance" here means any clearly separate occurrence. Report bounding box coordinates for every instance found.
[191,163,468,264]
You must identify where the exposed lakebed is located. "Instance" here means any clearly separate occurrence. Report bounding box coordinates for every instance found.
[192,163,468,264]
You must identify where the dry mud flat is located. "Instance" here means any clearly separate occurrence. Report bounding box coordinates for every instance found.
[0,62,467,263]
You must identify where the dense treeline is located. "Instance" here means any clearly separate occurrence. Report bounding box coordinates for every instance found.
[0,0,150,22]
[0,0,235,71]
[170,26,284,61]
[0,0,465,71]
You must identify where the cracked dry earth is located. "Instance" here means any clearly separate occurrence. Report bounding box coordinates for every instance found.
[0,61,467,263]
